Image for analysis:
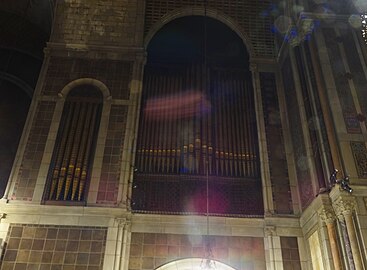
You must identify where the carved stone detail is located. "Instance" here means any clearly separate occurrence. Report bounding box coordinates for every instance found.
[264,226,276,237]
[318,207,335,224]
[333,197,356,219]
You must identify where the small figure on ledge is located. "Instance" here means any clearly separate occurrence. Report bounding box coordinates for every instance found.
[330,169,353,193]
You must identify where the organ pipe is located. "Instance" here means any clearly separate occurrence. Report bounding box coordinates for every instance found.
[46,88,102,202]
[136,65,259,179]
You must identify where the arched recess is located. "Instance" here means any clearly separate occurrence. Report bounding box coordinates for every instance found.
[144,7,255,60]
[59,78,111,99]
[37,79,112,204]
[132,15,263,216]
[156,258,237,270]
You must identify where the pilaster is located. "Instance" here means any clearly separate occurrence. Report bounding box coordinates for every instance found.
[104,216,132,270]
[251,62,275,215]
[331,188,364,269]
[264,226,284,270]
[318,206,342,270]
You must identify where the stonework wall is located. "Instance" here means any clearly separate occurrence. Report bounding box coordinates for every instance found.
[51,0,145,47]
[1,224,107,270]
[129,233,266,270]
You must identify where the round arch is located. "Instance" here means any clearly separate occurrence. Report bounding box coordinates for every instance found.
[144,7,255,60]
[59,78,111,99]
[156,258,237,270]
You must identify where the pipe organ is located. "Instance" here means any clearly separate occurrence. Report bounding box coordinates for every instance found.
[133,65,263,215]
[44,87,102,203]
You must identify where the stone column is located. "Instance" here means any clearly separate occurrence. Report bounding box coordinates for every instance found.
[334,198,363,269]
[104,217,131,270]
[318,207,342,270]
[120,53,146,210]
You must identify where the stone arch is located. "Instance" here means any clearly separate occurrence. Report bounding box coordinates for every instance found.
[155,258,237,270]
[144,7,255,59]
[59,78,111,99]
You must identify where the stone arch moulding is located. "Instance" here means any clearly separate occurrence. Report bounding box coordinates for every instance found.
[144,7,255,60]
[156,258,237,270]
[59,78,111,99]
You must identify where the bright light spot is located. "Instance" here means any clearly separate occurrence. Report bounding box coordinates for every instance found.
[362,14,367,45]
[144,91,211,120]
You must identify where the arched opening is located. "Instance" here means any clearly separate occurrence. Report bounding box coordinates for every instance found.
[155,258,237,270]
[132,16,263,216]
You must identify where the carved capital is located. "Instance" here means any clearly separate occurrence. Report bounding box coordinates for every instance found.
[318,207,335,224]
[264,226,276,237]
[333,197,356,219]
[115,217,127,227]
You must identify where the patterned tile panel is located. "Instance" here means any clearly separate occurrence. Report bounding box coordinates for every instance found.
[1,224,107,270]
